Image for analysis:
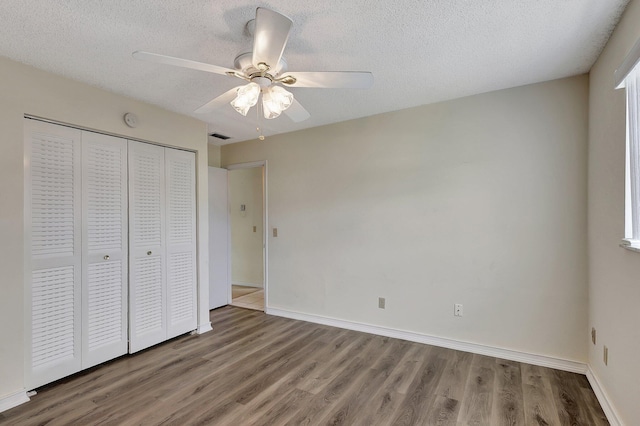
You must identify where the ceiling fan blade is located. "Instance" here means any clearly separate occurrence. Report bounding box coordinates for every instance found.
[133,51,237,76]
[282,71,374,89]
[194,87,241,114]
[284,99,310,122]
[252,8,292,70]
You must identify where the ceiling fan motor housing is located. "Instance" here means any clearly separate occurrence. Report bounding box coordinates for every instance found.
[234,51,288,77]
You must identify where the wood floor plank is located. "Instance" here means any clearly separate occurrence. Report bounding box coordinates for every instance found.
[1,306,609,426]
[434,348,473,400]
[354,344,427,426]
[426,395,461,426]
[391,348,448,425]
[521,363,562,426]
[580,387,610,426]
[317,338,410,425]
[295,332,374,394]
[549,369,599,426]
[285,336,385,425]
[457,354,497,425]
[216,330,354,425]
[131,326,327,425]
[186,335,330,425]
[490,358,526,425]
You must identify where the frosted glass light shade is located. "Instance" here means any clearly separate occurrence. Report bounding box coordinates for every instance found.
[262,86,294,119]
[230,82,260,116]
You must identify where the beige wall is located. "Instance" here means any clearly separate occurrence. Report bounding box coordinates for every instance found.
[222,75,589,363]
[0,56,209,400]
[229,168,264,287]
[208,143,221,167]
[588,0,640,423]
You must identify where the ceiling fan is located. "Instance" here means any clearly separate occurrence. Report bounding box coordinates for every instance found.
[133,7,373,124]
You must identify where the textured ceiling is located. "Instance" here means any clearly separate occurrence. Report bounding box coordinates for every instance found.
[0,0,630,144]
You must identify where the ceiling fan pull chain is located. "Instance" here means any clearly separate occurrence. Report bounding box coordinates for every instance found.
[256,99,265,141]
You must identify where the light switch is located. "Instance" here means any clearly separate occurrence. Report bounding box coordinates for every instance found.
[253,226,257,233]
[273,228,278,237]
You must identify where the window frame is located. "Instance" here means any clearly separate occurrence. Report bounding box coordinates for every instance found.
[617,38,640,252]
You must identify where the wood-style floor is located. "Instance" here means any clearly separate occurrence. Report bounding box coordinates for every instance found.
[1,306,608,425]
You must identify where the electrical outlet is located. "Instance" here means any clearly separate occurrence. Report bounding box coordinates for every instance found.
[454,304,463,317]
[378,297,385,309]
[253,226,257,233]
[604,346,608,365]
[592,327,596,345]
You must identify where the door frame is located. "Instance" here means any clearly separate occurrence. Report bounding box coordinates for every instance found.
[225,161,269,311]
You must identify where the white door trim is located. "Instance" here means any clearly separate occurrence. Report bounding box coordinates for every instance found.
[225,161,268,311]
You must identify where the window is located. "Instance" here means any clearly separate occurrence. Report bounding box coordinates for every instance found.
[617,39,640,250]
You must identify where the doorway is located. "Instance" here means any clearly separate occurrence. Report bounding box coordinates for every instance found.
[227,162,267,311]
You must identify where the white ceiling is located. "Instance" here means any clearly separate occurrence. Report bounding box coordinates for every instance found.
[0,1,630,144]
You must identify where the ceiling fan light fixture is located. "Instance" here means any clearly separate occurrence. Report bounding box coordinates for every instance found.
[134,7,372,126]
[262,86,293,119]
[230,82,261,116]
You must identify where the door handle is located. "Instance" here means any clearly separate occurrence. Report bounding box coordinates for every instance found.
[103,255,110,260]
[147,251,152,256]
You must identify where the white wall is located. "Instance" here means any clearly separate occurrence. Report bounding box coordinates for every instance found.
[229,168,264,287]
[0,56,209,402]
[222,75,589,363]
[588,0,640,423]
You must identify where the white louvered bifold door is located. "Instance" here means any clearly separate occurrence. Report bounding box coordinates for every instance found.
[24,119,82,389]
[128,141,167,353]
[165,148,197,339]
[81,132,128,368]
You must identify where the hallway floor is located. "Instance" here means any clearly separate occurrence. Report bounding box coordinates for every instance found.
[231,285,264,311]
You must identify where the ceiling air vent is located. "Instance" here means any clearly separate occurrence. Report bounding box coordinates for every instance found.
[210,132,231,141]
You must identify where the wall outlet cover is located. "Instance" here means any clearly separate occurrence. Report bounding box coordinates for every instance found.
[454,303,463,317]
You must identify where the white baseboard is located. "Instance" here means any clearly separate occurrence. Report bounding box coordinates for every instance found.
[232,282,263,288]
[586,366,622,426]
[0,390,30,413]
[196,321,213,334]
[266,307,587,374]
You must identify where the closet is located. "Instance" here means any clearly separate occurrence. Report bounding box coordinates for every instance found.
[24,119,197,389]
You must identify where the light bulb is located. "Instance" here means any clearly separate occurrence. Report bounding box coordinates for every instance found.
[230,82,260,116]
[262,86,294,119]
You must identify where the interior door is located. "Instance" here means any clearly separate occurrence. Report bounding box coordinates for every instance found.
[208,167,229,309]
[24,119,82,389]
[165,148,197,339]
[81,131,128,368]
[128,141,166,353]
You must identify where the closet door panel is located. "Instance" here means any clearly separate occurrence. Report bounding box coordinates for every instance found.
[25,119,82,389]
[165,149,197,338]
[128,141,166,353]
[81,132,128,368]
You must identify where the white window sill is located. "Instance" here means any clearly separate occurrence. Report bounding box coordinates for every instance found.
[620,239,640,252]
